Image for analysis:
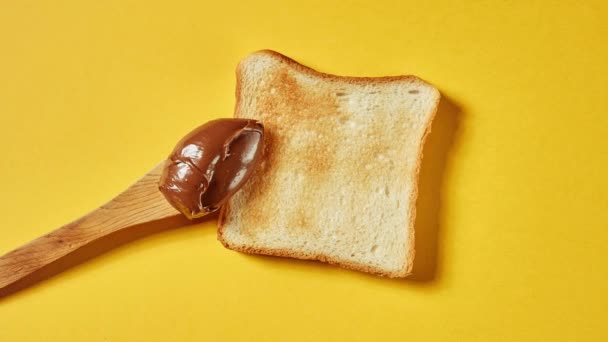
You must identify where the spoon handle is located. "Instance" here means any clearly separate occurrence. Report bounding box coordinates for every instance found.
[0,163,180,289]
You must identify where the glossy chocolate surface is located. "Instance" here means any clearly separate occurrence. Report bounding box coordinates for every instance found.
[159,119,264,219]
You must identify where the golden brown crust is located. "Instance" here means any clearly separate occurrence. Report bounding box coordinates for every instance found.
[217,236,402,278]
[218,50,440,278]
[253,49,423,85]
[405,90,441,276]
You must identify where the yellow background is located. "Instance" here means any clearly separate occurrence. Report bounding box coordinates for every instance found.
[1,1,607,341]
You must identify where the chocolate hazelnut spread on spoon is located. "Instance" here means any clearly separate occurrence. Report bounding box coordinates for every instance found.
[159,118,265,219]
[0,118,265,290]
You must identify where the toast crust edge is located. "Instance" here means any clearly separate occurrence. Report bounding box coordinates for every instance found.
[218,49,441,278]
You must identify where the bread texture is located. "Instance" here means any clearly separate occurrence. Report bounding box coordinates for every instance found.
[218,50,440,277]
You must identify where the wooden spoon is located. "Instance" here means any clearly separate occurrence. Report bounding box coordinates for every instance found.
[0,162,181,289]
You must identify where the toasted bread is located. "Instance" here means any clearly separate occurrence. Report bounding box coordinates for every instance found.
[218,50,440,277]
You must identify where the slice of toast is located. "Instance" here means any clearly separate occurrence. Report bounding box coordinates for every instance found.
[218,50,440,277]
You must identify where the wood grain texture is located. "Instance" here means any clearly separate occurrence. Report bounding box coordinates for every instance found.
[0,162,180,289]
